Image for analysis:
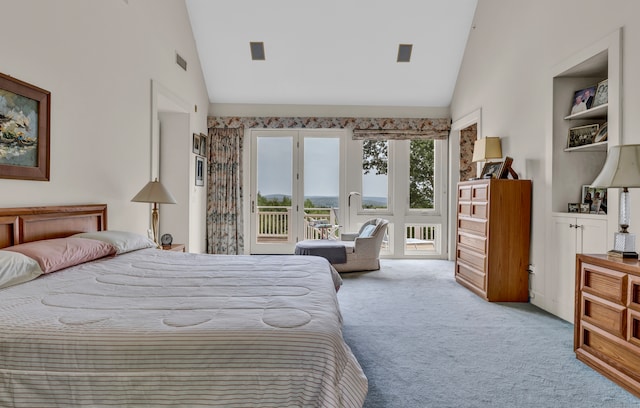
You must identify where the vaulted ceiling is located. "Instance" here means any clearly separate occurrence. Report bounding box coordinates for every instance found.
[186,0,477,107]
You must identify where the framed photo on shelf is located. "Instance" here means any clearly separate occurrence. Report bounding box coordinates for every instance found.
[592,79,608,108]
[0,72,50,181]
[581,185,607,214]
[579,203,590,213]
[568,203,580,213]
[569,85,597,115]
[497,156,514,179]
[593,122,608,143]
[192,133,200,154]
[480,161,503,179]
[567,124,599,148]
[195,156,205,186]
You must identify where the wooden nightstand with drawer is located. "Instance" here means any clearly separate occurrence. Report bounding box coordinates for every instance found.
[454,179,532,302]
[162,244,185,252]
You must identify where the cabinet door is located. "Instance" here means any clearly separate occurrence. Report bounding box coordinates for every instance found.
[552,216,580,322]
[578,218,608,254]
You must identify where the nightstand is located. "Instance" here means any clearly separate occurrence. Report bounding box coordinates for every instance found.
[162,244,185,252]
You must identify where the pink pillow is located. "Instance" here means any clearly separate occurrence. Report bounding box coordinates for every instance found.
[4,237,116,274]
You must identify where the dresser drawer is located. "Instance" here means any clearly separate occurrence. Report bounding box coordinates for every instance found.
[628,309,640,348]
[458,218,486,236]
[456,262,485,291]
[458,202,471,217]
[457,247,486,271]
[471,203,487,219]
[582,292,626,339]
[581,323,640,384]
[629,277,640,312]
[457,232,486,253]
[458,186,472,201]
[472,184,488,201]
[581,263,627,305]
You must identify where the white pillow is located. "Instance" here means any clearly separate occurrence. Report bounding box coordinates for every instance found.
[73,230,157,254]
[359,224,377,238]
[0,250,43,289]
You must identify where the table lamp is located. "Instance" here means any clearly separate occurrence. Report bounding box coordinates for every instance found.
[591,144,640,258]
[131,178,176,246]
[472,137,502,163]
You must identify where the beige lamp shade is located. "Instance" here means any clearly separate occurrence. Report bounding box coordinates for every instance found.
[131,178,176,246]
[591,145,640,188]
[131,179,177,204]
[472,137,502,162]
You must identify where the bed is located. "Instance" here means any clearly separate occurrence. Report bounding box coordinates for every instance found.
[0,204,367,407]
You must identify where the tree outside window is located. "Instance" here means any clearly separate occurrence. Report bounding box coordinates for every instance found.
[409,139,434,209]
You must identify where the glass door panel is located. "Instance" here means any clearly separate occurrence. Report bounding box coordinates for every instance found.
[251,133,296,253]
[249,130,343,254]
[303,137,340,240]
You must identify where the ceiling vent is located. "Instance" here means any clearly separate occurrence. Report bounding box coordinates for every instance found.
[250,42,265,61]
[176,53,187,71]
[397,44,413,63]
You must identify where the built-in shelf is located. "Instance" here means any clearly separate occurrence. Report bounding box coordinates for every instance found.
[564,103,608,120]
[564,141,608,152]
[552,211,607,218]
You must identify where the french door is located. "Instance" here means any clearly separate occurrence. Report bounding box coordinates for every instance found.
[249,129,343,254]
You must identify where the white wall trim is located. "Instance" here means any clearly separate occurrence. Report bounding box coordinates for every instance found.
[448,108,482,260]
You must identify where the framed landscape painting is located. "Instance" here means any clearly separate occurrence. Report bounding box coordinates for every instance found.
[0,73,50,181]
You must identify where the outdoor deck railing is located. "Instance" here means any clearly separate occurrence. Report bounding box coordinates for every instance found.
[257,206,336,241]
[257,208,439,253]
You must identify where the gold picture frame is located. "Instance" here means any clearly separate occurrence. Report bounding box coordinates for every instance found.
[0,73,50,181]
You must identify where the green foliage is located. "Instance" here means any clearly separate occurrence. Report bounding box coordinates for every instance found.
[362,140,388,175]
[409,139,434,209]
[361,138,434,209]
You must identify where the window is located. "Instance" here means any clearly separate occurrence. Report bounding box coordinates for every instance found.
[409,139,435,210]
[361,139,388,210]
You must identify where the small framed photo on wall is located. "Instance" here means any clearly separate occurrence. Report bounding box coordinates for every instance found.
[195,156,204,187]
[199,132,207,157]
[192,133,201,154]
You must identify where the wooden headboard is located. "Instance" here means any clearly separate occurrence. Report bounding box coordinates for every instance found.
[0,204,107,249]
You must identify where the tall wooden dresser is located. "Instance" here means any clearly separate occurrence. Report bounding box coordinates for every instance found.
[575,254,640,398]
[455,179,532,302]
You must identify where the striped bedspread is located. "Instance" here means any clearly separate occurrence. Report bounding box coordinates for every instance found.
[0,249,367,407]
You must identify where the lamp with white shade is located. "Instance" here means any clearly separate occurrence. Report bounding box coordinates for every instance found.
[591,144,640,258]
[472,137,502,163]
[131,178,176,246]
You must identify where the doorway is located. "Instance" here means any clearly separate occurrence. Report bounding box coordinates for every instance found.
[249,129,343,254]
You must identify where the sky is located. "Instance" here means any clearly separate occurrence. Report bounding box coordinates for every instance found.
[256,136,388,198]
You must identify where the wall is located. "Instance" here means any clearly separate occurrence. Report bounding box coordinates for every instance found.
[450,0,640,315]
[0,0,209,243]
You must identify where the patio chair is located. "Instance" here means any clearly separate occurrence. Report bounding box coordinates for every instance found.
[332,218,389,272]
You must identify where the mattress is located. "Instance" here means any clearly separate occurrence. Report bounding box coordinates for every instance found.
[0,249,367,407]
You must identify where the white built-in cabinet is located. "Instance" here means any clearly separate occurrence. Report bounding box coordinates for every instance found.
[543,29,621,322]
[551,215,607,322]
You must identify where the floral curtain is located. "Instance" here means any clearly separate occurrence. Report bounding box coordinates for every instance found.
[206,128,244,254]
[208,116,450,140]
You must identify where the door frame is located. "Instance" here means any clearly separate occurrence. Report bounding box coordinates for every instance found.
[247,129,346,254]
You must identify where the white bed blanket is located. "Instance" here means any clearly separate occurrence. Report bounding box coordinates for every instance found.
[0,249,366,407]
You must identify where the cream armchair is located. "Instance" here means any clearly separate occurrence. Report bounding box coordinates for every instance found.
[332,218,389,273]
